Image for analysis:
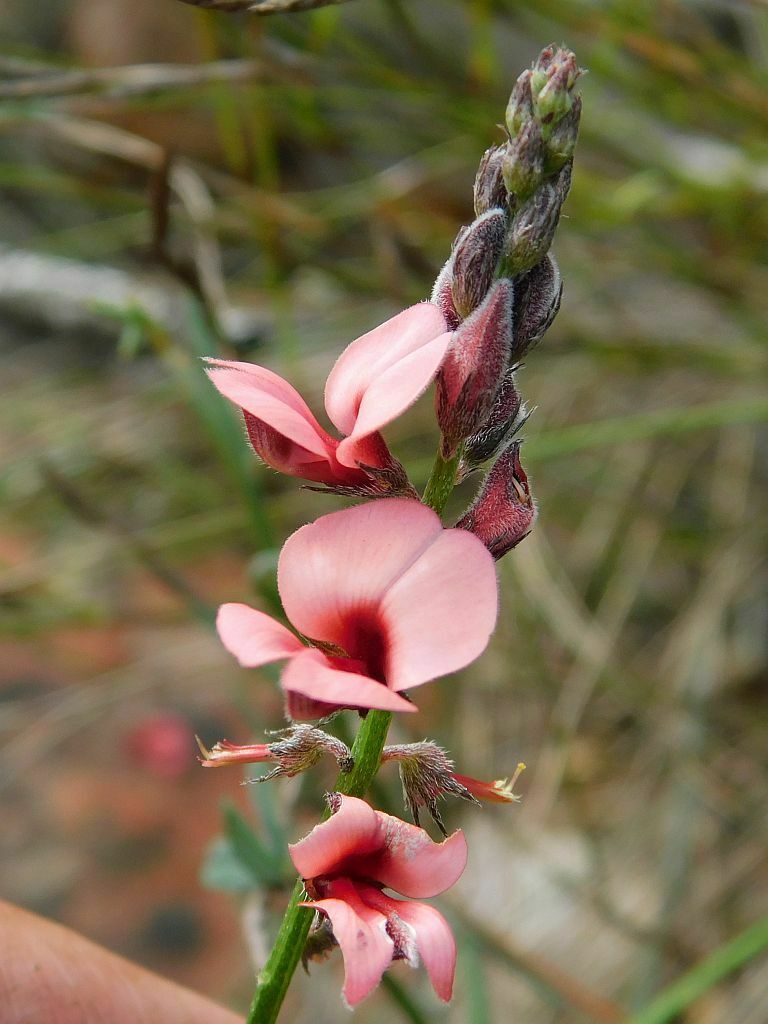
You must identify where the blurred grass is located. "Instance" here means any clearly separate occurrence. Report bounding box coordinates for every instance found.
[1,0,767,1021]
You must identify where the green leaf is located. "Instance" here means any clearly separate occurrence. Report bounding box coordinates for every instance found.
[630,915,768,1024]
[223,801,286,888]
[200,836,258,893]
[245,770,288,860]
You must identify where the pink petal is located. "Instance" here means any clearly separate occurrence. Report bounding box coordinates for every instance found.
[356,816,468,898]
[302,878,394,1007]
[196,739,273,768]
[335,333,452,468]
[389,900,457,1002]
[277,498,444,647]
[216,603,303,668]
[381,528,498,691]
[324,303,450,440]
[281,649,417,715]
[289,795,385,880]
[355,886,457,1002]
[243,412,351,486]
[284,690,345,722]
[205,359,333,459]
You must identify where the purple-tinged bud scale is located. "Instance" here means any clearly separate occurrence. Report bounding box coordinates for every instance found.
[505,69,534,138]
[450,208,506,320]
[462,368,525,468]
[457,440,537,559]
[430,256,462,330]
[436,279,514,458]
[511,253,562,361]
[503,163,570,275]
[502,119,546,206]
[474,145,509,217]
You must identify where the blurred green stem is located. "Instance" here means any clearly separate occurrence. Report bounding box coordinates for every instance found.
[629,914,768,1024]
[247,449,456,1022]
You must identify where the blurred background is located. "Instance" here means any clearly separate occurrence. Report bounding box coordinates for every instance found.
[1,1,767,1021]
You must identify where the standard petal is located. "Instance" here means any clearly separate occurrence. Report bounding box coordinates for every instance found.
[206,360,332,458]
[335,332,453,468]
[391,901,457,1002]
[302,879,394,1007]
[381,528,498,691]
[289,796,385,880]
[216,603,303,668]
[355,816,468,898]
[277,498,443,647]
[281,649,417,715]
[325,303,449,438]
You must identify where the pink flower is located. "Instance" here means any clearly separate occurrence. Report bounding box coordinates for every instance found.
[216,498,498,719]
[205,303,451,492]
[123,713,193,779]
[291,794,466,1006]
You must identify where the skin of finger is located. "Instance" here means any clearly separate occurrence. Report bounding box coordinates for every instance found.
[0,900,243,1024]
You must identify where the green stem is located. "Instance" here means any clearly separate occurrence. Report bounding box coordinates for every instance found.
[248,449,457,1022]
[628,914,768,1024]
[422,448,461,516]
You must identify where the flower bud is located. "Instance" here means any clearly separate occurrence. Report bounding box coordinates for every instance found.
[534,54,579,129]
[462,369,525,468]
[456,440,536,559]
[473,144,509,217]
[530,45,555,97]
[503,162,570,275]
[501,119,545,206]
[545,94,581,173]
[510,252,562,362]
[430,255,461,330]
[505,69,534,138]
[450,208,506,320]
[196,724,352,781]
[436,279,513,458]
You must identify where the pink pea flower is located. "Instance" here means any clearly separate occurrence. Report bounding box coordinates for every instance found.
[291,794,466,1006]
[205,303,451,493]
[216,497,498,720]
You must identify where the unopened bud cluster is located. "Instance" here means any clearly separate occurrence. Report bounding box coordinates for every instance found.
[435,44,582,560]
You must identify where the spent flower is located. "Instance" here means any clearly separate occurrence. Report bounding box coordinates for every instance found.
[196,725,352,780]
